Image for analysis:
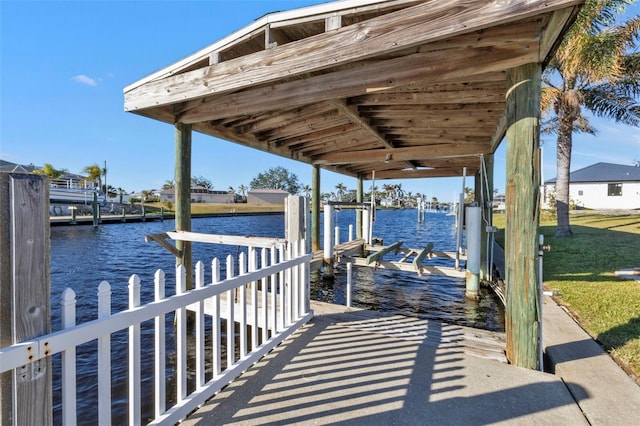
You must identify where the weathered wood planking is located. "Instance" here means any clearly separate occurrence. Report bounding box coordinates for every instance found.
[124,0,581,111]
[1,173,52,425]
[310,301,506,362]
[312,143,490,165]
[175,45,538,123]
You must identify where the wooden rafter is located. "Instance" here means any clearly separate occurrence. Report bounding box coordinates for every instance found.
[124,0,581,111]
[124,0,582,181]
[331,99,416,170]
[312,144,488,165]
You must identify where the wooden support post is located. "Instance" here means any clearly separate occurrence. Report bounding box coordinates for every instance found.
[311,165,320,253]
[323,203,334,278]
[480,154,494,281]
[92,191,99,227]
[175,123,193,290]
[285,195,306,243]
[356,177,363,240]
[0,173,52,425]
[505,63,542,370]
[465,206,481,300]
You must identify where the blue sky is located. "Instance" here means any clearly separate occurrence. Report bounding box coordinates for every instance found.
[1,0,639,201]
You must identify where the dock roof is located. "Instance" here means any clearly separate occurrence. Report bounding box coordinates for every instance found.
[124,0,583,181]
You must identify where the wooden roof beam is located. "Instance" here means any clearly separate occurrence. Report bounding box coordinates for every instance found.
[351,89,506,105]
[361,167,472,180]
[124,0,582,111]
[175,45,537,124]
[330,100,416,170]
[312,143,489,165]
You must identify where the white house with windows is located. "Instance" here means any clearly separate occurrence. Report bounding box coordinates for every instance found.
[543,162,640,210]
[160,186,237,203]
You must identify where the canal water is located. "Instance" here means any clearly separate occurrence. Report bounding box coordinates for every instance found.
[49,209,504,424]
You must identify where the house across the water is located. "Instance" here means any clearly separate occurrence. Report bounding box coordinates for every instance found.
[543,162,640,210]
[160,186,239,203]
[247,188,290,205]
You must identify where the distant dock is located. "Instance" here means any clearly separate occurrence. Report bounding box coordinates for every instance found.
[50,210,284,226]
[50,213,166,226]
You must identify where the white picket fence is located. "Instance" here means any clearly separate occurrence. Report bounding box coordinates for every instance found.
[0,236,312,425]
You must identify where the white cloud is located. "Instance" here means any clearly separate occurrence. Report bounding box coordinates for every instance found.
[72,74,97,86]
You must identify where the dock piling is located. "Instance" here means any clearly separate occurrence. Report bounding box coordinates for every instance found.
[323,204,334,278]
[465,206,481,300]
[346,262,352,307]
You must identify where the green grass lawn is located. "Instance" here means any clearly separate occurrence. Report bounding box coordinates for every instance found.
[494,212,640,381]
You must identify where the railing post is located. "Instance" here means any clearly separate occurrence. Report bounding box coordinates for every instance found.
[271,247,278,334]
[278,245,286,329]
[261,248,269,343]
[61,288,77,426]
[128,274,141,426]
[292,241,300,320]
[226,255,235,369]
[195,261,205,389]
[211,258,221,377]
[97,281,112,425]
[153,270,166,418]
[286,244,293,326]
[175,266,187,402]
[239,252,247,358]
[249,247,259,351]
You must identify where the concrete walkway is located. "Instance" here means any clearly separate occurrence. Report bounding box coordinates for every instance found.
[542,295,640,425]
[181,296,640,425]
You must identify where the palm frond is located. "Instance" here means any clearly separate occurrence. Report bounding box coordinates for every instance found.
[541,86,561,115]
[583,83,640,126]
[540,116,595,135]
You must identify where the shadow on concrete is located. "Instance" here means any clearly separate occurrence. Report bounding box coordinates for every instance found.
[184,312,587,425]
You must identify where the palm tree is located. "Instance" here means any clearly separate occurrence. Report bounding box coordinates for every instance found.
[238,184,248,202]
[301,184,311,197]
[118,187,126,204]
[382,184,395,206]
[162,180,175,190]
[83,163,102,190]
[541,0,640,236]
[394,183,404,207]
[335,183,347,201]
[35,163,67,179]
